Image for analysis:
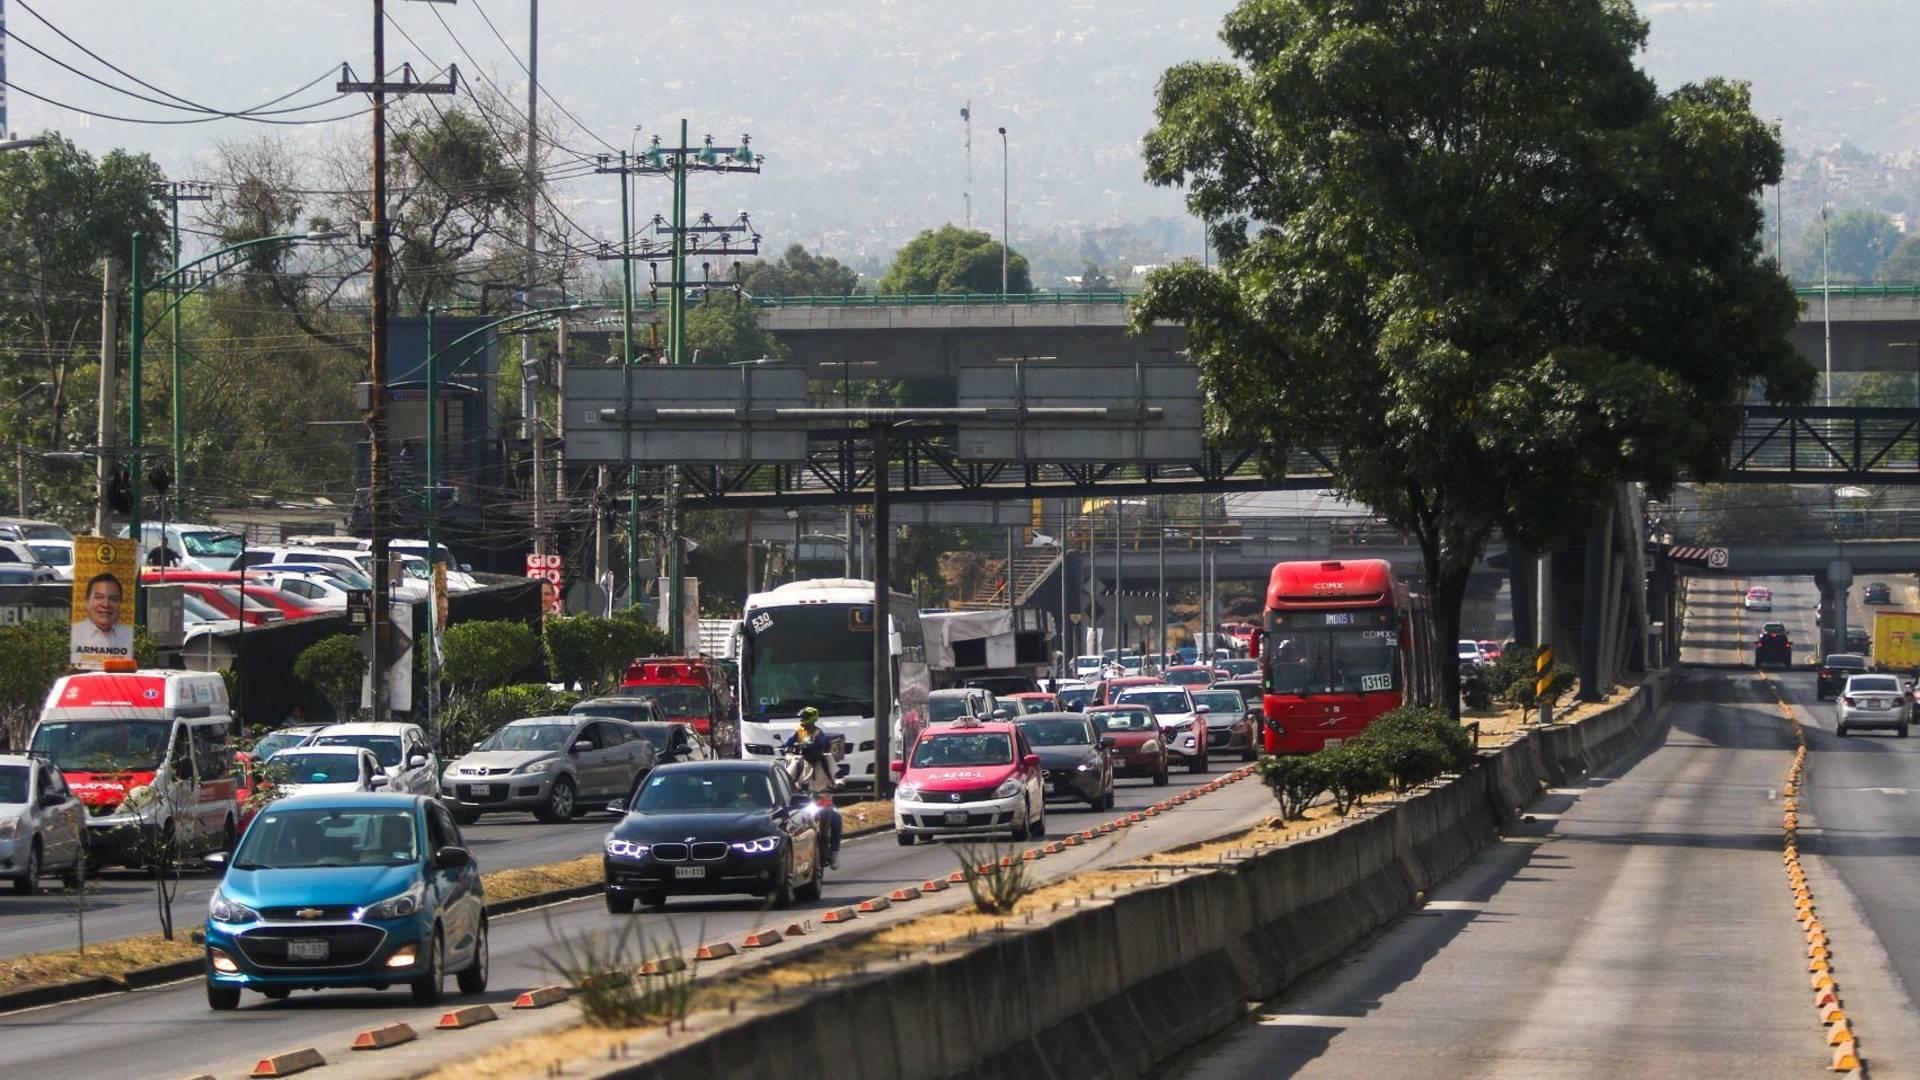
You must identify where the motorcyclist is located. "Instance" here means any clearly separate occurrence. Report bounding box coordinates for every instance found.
[782,707,843,868]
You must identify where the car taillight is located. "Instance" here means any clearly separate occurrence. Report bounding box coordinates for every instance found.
[1820,669,1832,678]
[1843,697,1857,707]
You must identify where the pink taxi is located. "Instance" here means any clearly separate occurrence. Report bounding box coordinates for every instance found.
[890,718,1046,845]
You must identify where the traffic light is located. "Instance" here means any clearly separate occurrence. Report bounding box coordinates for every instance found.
[147,465,171,496]
[106,463,132,514]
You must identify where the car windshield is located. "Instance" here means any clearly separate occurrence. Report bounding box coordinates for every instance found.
[928,697,972,723]
[1849,677,1900,693]
[271,752,365,785]
[234,807,418,869]
[0,566,34,583]
[1116,690,1191,716]
[627,724,678,753]
[1763,624,1787,636]
[1088,708,1155,732]
[477,723,574,752]
[1825,656,1868,669]
[182,530,244,557]
[0,765,27,803]
[1057,687,1094,710]
[1166,669,1210,685]
[575,702,656,726]
[26,542,70,566]
[1192,691,1245,715]
[313,733,403,768]
[633,768,774,811]
[30,720,172,771]
[911,732,1013,767]
[251,730,315,759]
[1017,718,1092,746]
[14,522,70,542]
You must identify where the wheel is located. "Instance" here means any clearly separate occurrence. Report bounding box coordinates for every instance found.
[61,840,86,890]
[261,988,291,1000]
[769,852,797,910]
[1241,740,1257,763]
[534,777,577,824]
[794,847,824,903]
[219,816,237,854]
[1902,723,1911,739]
[1102,788,1116,811]
[451,806,482,827]
[1838,724,1850,737]
[206,982,241,1011]
[12,842,38,895]
[1010,801,1032,842]
[1031,805,1046,839]
[896,832,917,847]
[605,889,636,914]
[456,921,489,995]
[410,930,445,1005]
[1190,751,1210,775]
[1153,766,1169,787]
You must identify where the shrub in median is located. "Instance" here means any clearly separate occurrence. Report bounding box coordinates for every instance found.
[1322,743,1388,815]
[1353,706,1478,791]
[1256,754,1327,819]
[1486,646,1577,708]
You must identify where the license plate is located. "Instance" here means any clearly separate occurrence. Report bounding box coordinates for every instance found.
[673,866,706,880]
[1323,738,1344,750]
[287,939,329,961]
[943,810,971,826]
[470,784,492,796]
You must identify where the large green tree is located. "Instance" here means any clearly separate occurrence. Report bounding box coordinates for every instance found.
[1876,234,1920,284]
[741,244,861,297]
[1791,209,1899,284]
[1133,0,1812,713]
[878,225,1031,295]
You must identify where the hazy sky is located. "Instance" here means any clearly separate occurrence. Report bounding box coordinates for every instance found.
[6,1,1908,261]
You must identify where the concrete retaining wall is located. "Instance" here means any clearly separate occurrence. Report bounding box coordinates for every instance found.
[608,675,1669,1080]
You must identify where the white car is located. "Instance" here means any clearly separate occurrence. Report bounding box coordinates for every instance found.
[1836,673,1910,738]
[121,521,247,571]
[1073,655,1105,679]
[262,746,387,797]
[287,535,480,590]
[251,547,428,601]
[1744,586,1773,612]
[24,539,72,581]
[0,540,58,583]
[1113,684,1212,773]
[308,722,439,795]
[249,570,353,611]
[0,753,86,894]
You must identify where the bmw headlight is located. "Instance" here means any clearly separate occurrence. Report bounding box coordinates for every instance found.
[729,835,781,856]
[1141,740,1162,754]
[0,817,19,840]
[518,758,558,775]
[208,891,261,924]
[359,881,427,921]
[605,837,651,860]
[994,778,1023,799]
[894,781,923,801]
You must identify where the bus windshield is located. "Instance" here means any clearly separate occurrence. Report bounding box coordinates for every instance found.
[1264,626,1398,695]
[744,603,874,719]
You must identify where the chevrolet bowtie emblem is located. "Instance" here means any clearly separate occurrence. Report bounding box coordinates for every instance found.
[296,907,324,919]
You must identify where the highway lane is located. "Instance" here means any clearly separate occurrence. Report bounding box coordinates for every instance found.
[1,764,1277,1080]
[0,807,630,960]
[1177,590,1820,1078]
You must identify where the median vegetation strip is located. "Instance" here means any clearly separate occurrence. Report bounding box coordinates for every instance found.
[0,934,199,995]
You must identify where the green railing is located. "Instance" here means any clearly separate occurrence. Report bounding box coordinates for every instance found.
[1793,284,1920,298]
[750,291,1139,308]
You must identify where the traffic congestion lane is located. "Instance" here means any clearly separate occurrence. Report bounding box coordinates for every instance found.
[0,810,625,961]
[0,765,1276,1080]
[1176,667,1815,1079]
[1775,630,1920,1071]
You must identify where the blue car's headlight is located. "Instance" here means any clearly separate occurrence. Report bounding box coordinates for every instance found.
[730,835,781,856]
[605,837,650,860]
[357,881,426,921]
[208,891,260,924]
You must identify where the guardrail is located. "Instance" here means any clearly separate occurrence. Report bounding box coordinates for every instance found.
[1792,284,1920,299]
[750,291,1138,308]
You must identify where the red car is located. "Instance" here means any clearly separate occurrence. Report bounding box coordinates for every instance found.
[890,718,1048,844]
[1162,664,1217,689]
[1093,675,1159,706]
[169,583,285,626]
[1085,704,1170,786]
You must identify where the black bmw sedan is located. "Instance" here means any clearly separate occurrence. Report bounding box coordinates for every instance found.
[601,761,824,913]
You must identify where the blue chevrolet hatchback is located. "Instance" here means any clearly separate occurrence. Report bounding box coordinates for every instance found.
[202,792,487,1010]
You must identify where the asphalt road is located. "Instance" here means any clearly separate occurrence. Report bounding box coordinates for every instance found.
[1175,582,1831,1078]
[0,761,1277,1080]
[0,806,634,961]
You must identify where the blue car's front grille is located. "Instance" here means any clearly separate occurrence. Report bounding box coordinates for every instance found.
[234,924,387,969]
[258,906,355,922]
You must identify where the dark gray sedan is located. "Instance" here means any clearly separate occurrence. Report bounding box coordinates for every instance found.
[1015,713,1115,810]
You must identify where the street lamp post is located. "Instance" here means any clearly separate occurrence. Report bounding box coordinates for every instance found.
[997,126,1009,295]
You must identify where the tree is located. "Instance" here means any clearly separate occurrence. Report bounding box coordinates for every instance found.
[1078,262,1117,292]
[544,614,646,694]
[1692,485,1823,546]
[441,619,539,698]
[1791,209,1899,284]
[685,294,788,366]
[0,619,72,749]
[741,244,861,297]
[1878,235,1920,284]
[1133,0,1812,716]
[293,635,370,722]
[878,225,1032,295]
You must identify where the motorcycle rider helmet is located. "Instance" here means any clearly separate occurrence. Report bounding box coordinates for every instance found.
[799,707,820,729]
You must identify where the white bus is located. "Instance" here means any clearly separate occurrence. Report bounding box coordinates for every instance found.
[736,578,930,790]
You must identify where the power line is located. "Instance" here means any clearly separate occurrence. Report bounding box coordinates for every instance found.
[463,0,621,157]
[0,78,374,127]
[5,29,349,120]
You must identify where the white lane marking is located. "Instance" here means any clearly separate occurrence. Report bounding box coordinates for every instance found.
[1256,1014,1354,1027]
[1419,901,1487,911]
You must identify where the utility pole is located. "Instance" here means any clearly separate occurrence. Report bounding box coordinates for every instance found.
[340,1,457,722]
[594,123,762,650]
[523,0,545,559]
[150,181,209,517]
[960,102,972,229]
[96,258,119,537]
[998,126,1009,295]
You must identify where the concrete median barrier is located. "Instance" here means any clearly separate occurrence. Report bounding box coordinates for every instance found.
[249,1048,325,1078]
[545,674,1672,1080]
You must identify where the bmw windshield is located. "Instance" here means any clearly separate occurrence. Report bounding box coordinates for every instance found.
[633,768,775,812]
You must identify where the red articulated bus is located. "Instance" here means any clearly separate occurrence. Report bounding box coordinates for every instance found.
[1254,559,1436,754]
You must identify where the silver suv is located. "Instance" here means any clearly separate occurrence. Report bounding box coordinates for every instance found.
[440,716,658,824]
[0,754,87,894]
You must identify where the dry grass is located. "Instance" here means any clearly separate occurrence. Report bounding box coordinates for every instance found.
[0,932,200,993]
[839,799,893,834]
[480,854,604,905]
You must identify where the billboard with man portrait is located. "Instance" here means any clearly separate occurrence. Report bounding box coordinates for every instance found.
[70,537,139,670]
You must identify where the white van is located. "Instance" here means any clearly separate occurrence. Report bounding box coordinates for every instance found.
[118,522,247,571]
[28,670,240,869]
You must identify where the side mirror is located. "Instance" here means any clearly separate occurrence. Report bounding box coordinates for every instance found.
[889,760,907,776]
[1195,704,1212,715]
[433,845,473,869]
[460,563,473,572]
[1100,736,1117,750]
[39,791,64,808]
[369,775,390,789]
[989,709,1009,720]
[606,798,628,814]
[203,851,229,874]
[572,740,594,754]
[1023,754,1042,770]
[407,755,427,769]
[788,791,812,809]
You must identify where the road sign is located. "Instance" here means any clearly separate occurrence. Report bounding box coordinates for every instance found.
[955,360,1204,463]
[1706,548,1729,569]
[563,364,810,464]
